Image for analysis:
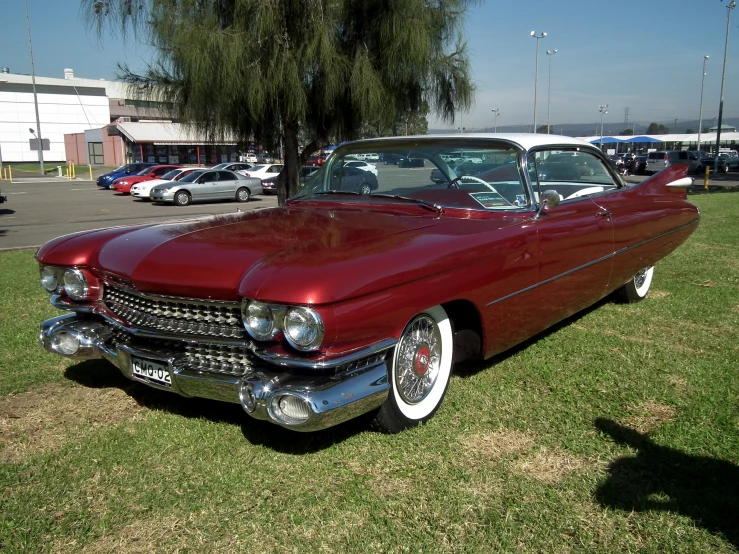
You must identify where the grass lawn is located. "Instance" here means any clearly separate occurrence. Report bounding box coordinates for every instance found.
[4,163,59,175]
[1,192,737,553]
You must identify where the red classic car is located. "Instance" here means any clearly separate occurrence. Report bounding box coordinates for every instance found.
[110,165,183,194]
[37,135,699,433]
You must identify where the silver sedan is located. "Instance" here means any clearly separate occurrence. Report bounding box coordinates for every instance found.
[149,169,263,206]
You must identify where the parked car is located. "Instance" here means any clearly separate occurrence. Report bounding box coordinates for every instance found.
[380,153,404,165]
[329,165,379,194]
[130,168,198,199]
[696,154,730,174]
[244,164,284,180]
[110,165,183,194]
[397,157,425,168]
[261,166,318,195]
[240,153,258,164]
[343,160,378,176]
[96,162,158,189]
[36,134,698,434]
[645,151,702,175]
[634,155,648,175]
[149,169,262,205]
[210,162,253,175]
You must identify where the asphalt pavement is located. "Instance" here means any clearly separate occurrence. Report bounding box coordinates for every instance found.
[2,168,737,252]
[0,173,279,251]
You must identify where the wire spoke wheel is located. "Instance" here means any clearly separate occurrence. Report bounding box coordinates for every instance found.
[372,305,453,433]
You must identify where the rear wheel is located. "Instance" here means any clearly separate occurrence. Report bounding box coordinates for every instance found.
[615,266,654,303]
[236,187,251,202]
[372,305,453,433]
[174,190,191,206]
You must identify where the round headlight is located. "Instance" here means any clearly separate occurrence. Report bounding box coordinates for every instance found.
[284,307,324,351]
[40,266,60,293]
[242,300,275,340]
[63,269,89,301]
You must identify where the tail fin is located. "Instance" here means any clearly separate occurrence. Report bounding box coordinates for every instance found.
[637,165,692,198]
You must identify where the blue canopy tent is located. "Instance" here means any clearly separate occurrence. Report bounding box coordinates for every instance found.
[589,137,627,144]
[625,136,662,143]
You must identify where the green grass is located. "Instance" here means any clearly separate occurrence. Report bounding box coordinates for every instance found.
[5,163,59,175]
[1,194,738,553]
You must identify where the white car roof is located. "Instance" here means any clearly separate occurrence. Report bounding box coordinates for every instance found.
[350,133,594,152]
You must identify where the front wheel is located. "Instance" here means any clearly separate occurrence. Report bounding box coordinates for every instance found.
[372,305,454,433]
[615,266,654,303]
[359,183,372,195]
[236,187,251,202]
[174,190,191,206]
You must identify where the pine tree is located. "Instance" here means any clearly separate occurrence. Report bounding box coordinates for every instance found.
[83,0,477,204]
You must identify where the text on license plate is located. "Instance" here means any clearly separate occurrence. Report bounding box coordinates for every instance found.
[132,357,171,387]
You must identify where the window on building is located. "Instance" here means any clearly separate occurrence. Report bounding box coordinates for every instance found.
[88,142,104,165]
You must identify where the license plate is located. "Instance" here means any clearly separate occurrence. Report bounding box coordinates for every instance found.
[132,357,171,387]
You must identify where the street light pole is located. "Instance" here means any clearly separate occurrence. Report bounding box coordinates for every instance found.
[546,49,557,134]
[492,108,500,133]
[530,31,547,133]
[697,55,709,152]
[714,1,735,173]
[598,104,609,150]
[24,0,44,175]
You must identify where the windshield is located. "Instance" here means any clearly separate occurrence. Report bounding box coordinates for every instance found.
[161,169,182,180]
[211,163,229,170]
[135,167,154,176]
[178,170,206,183]
[292,138,527,210]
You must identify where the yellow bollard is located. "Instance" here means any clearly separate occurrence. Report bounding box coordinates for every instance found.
[704,166,709,190]
[8,166,12,183]
[89,164,93,181]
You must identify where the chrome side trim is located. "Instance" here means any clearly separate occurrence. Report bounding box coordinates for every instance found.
[486,218,700,307]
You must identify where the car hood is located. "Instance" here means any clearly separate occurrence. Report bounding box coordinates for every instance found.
[37,205,523,304]
[132,178,169,189]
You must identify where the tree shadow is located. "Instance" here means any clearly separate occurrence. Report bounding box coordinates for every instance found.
[64,359,370,453]
[594,418,739,549]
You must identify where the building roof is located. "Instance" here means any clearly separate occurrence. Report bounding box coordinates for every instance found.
[116,121,238,145]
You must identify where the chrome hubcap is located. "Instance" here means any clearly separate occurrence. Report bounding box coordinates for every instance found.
[395,315,441,404]
[634,267,649,289]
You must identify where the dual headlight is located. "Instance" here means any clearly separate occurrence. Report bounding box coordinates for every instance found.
[40,265,100,301]
[241,300,324,351]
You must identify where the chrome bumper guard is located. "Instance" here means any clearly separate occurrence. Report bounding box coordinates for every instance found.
[40,313,390,432]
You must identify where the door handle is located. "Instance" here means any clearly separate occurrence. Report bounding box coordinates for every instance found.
[596,210,612,218]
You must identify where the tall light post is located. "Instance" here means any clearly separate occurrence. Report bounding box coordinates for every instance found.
[492,108,500,132]
[24,0,44,175]
[530,31,547,132]
[546,49,557,134]
[714,0,735,173]
[697,55,709,152]
[598,104,609,149]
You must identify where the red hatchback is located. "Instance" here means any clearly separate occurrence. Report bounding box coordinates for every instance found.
[110,165,183,194]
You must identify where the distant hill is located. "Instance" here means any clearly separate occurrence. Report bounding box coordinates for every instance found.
[429,117,739,137]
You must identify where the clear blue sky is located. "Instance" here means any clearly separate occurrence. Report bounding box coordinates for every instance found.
[3,0,738,132]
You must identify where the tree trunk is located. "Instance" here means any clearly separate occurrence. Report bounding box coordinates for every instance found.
[278,119,300,206]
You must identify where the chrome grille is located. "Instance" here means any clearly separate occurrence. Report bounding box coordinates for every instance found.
[104,285,245,339]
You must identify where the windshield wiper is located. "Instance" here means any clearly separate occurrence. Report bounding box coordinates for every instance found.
[370,194,443,214]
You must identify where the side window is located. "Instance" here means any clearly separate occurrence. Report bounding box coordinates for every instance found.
[532,150,619,201]
[678,152,688,160]
[201,172,216,182]
[220,172,235,181]
[153,167,168,176]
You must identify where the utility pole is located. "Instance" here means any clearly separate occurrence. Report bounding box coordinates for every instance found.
[530,31,547,133]
[715,1,735,173]
[25,0,44,175]
[598,104,608,149]
[623,107,630,132]
[697,55,709,152]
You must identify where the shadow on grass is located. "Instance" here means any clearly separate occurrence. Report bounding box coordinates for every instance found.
[688,184,739,194]
[594,418,739,549]
[64,359,370,453]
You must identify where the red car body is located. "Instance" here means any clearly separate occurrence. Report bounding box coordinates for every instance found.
[110,165,183,193]
[36,135,699,434]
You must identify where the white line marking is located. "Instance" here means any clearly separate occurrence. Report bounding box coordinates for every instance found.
[70,188,95,191]
[10,192,27,194]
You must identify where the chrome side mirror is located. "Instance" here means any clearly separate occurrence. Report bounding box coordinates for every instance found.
[534,189,561,219]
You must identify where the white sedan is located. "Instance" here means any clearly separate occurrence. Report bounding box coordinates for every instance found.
[344,160,378,176]
[244,164,284,180]
[130,168,197,199]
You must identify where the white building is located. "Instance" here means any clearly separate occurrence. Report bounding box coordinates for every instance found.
[0,67,169,164]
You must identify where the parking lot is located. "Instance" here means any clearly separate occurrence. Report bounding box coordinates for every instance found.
[0,176,279,250]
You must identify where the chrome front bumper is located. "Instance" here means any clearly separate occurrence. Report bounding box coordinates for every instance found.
[40,313,390,432]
